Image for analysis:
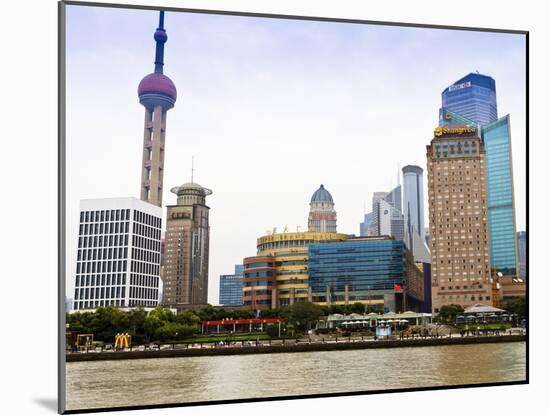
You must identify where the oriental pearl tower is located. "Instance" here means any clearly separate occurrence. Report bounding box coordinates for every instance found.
[138,11,177,207]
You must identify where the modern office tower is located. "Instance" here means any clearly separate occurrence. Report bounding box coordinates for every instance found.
[243,232,349,309]
[73,198,162,311]
[482,115,518,277]
[308,184,337,232]
[219,272,244,307]
[427,125,493,313]
[402,165,425,241]
[308,237,425,312]
[440,109,518,277]
[218,264,245,306]
[367,192,387,235]
[440,72,497,127]
[379,199,405,241]
[138,11,177,207]
[162,182,212,309]
[369,188,404,240]
[359,212,373,236]
[385,184,402,213]
[517,231,526,279]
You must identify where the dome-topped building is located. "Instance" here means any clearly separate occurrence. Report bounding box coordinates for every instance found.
[164,178,213,309]
[308,184,337,233]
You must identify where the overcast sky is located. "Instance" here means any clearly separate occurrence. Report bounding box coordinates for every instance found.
[65,4,526,305]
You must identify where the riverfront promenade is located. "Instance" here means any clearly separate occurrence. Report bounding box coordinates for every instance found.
[66,332,526,362]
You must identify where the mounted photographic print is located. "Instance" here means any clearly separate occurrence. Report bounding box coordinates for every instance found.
[59,1,528,413]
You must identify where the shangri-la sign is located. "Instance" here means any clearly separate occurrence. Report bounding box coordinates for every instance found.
[434,126,477,137]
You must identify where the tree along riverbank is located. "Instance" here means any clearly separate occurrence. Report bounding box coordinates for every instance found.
[66,333,526,362]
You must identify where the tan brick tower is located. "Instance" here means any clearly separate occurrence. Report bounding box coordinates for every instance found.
[427,126,493,314]
[162,182,213,309]
[137,11,177,207]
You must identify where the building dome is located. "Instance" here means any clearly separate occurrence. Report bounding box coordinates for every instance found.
[310,184,333,203]
[138,72,177,110]
[171,182,213,197]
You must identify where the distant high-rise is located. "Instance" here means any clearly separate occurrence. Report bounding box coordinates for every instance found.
[138,11,177,207]
[402,165,425,241]
[368,192,387,236]
[385,184,402,213]
[368,186,404,240]
[219,265,244,306]
[517,231,526,279]
[308,185,337,233]
[427,125,493,313]
[162,182,212,308]
[378,199,404,241]
[72,198,162,311]
[440,72,497,127]
[359,212,373,236]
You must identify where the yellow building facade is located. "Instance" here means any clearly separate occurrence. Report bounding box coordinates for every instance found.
[254,231,349,308]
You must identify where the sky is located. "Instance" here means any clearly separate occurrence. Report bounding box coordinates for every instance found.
[64,4,527,306]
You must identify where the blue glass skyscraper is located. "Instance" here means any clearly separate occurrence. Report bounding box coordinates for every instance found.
[440,73,497,127]
[439,74,518,277]
[482,115,517,275]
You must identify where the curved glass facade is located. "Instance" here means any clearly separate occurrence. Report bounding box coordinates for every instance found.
[482,115,517,275]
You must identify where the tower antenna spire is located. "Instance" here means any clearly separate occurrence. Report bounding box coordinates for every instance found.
[191,156,195,183]
[154,10,167,74]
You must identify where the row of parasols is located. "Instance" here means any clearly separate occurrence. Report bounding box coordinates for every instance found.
[456,313,518,320]
[340,319,410,326]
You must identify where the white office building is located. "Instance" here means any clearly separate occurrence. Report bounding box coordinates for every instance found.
[72,197,162,311]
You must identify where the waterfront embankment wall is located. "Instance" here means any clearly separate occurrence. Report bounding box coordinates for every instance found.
[66,334,526,362]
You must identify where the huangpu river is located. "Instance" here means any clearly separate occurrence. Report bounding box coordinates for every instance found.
[66,342,526,411]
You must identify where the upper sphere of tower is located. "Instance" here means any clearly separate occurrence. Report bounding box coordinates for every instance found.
[310,184,334,203]
[154,29,167,43]
[138,72,177,110]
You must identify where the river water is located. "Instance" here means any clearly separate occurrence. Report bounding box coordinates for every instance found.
[65,342,526,411]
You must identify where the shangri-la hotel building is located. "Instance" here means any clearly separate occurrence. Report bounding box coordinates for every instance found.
[427,125,493,313]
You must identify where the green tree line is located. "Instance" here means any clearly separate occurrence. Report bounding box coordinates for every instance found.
[67,301,385,344]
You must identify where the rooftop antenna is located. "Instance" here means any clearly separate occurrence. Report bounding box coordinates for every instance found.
[154,11,167,74]
[191,155,195,183]
[397,165,401,186]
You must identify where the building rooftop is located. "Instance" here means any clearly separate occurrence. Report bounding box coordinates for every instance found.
[442,72,496,95]
[463,304,506,314]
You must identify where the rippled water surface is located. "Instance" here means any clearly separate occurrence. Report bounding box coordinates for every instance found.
[66,342,526,410]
